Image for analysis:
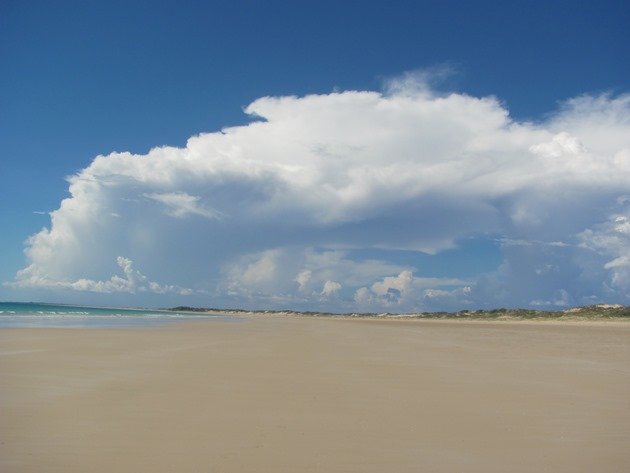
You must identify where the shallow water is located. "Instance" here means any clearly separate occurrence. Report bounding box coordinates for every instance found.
[0,302,235,328]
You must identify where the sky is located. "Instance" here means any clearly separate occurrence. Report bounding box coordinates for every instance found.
[1,0,629,311]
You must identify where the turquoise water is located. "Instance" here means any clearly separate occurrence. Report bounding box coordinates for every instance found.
[0,302,234,328]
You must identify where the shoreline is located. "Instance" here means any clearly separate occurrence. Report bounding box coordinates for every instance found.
[2,308,628,331]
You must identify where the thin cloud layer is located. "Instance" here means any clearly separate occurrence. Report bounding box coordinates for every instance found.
[8,77,630,310]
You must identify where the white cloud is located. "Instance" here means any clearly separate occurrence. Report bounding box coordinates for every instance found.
[577,202,630,297]
[354,271,471,309]
[8,256,191,295]
[422,285,472,305]
[223,249,283,296]
[383,65,457,97]
[531,289,571,307]
[8,75,630,308]
[497,238,570,248]
[529,132,587,158]
[321,280,342,298]
[221,247,408,304]
[295,270,312,291]
[144,192,221,219]
[369,270,414,305]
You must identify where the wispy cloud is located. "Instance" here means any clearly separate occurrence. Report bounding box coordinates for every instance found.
[144,192,222,219]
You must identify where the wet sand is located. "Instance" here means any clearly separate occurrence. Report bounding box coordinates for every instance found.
[1,316,629,472]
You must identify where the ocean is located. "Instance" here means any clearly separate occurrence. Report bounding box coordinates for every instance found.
[0,302,234,328]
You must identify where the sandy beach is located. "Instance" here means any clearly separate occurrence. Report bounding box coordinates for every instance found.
[1,316,629,473]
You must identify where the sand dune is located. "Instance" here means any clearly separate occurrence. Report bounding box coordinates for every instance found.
[2,316,629,472]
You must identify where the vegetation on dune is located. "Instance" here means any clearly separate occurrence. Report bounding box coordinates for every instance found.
[168,304,630,320]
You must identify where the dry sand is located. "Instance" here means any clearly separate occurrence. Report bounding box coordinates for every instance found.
[1,316,629,472]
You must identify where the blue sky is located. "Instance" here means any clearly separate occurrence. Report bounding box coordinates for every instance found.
[1,0,629,310]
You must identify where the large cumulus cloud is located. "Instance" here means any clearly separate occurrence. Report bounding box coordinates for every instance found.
[8,77,630,310]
